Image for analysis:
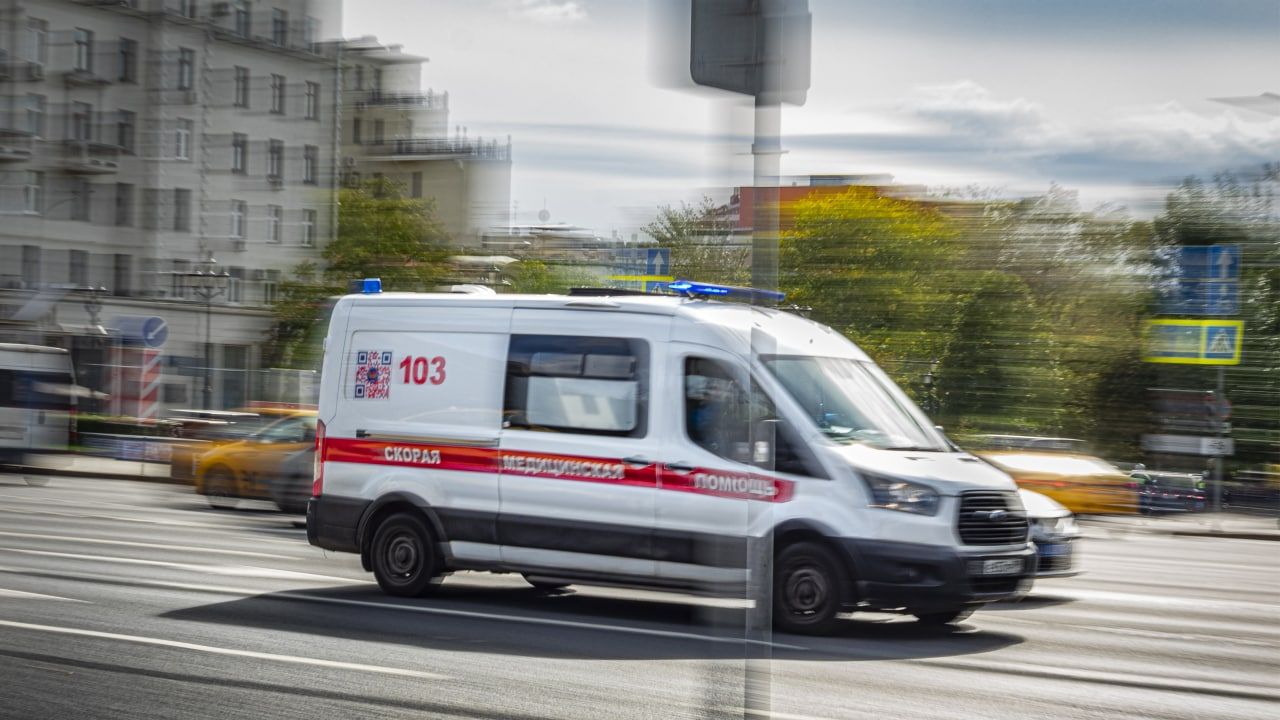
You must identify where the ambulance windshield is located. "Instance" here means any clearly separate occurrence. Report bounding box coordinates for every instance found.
[762,356,949,452]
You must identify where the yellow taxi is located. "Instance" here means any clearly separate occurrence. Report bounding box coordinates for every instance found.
[193,410,317,509]
[977,449,1138,515]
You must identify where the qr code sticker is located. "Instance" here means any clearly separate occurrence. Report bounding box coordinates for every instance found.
[353,350,393,399]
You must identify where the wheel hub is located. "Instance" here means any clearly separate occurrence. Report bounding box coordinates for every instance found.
[386,534,419,576]
[785,566,828,614]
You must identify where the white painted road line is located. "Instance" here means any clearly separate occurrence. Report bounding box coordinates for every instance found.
[1060,587,1280,614]
[0,619,447,680]
[0,548,364,584]
[0,588,87,603]
[0,531,300,560]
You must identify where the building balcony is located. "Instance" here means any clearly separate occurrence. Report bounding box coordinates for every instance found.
[0,131,34,162]
[62,141,121,174]
[355,90,448,111]
[365,137,511,162]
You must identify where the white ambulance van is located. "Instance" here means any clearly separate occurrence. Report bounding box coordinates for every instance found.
[307,280,1034,634]
[0,344,74,484]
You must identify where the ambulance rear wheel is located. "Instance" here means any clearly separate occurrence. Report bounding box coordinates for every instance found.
[371,512,439,597]
[773,541,846,636]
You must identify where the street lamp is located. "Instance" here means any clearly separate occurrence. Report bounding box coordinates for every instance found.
[180,256,231,409]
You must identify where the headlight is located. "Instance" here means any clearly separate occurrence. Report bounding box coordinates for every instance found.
[1031,515,1078,540]
[861,472,940,516]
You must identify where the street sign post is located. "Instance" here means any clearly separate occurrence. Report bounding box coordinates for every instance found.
[609,248,673,290]
[1142,319,1243,365]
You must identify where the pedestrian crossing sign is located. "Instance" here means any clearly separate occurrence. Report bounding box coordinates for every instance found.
[1143,319,1243,365]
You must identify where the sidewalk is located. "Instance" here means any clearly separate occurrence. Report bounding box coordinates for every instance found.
[1083,512,1280,541]
[16,453,174,483]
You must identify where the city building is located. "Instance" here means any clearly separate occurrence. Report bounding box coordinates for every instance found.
[341,36,510,248]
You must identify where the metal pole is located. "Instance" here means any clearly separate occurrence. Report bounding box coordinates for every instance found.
[744,95,782,720]
[1212,367,1225,531]
[751,97,781,294]
[203,296,213,410]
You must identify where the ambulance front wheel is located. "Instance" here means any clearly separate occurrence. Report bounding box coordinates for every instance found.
[371,512,440,597]
[773,541,847,636]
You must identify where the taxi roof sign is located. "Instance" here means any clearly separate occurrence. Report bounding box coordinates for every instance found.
[1143,319,1243,365]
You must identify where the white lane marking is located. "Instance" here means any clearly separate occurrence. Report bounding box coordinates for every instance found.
[0,588,87,603]
[915,655,1280,701]
[0,565,805,651]
[0,531,299,561]
[738,708,840,720]
[0,548,364,585]
[1060,587,1280,614]
[0,506,303,537]
[0,619,447,680]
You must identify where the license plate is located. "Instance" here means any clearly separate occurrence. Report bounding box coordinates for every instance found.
[981,558,1023,575]
[1039,543,1069,557]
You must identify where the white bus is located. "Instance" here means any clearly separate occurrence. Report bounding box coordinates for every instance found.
[0,344,75,484]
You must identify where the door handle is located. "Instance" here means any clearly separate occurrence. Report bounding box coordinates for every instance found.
[622,455,651,468]
[664,461,695,473]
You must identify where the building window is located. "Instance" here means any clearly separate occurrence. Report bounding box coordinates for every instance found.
[270,74,286,114]
[115,183,133,227]
[227,268,244,304]
[73,29,93,73]
[372,67,382,94]
[351,117,362,144]
[177,48,194,90]
[22,246,40,284]
[69,250,89,286]
[304,17,319,52]
[71,102,93,142]
[174,189,192,232]
[233,1,251,37]
[231,133,247,173]
[175,119,193,160]
[231,200,246,238]
[25,19,47,70]
[23,172,42,214]
[141,188,160,229]
[113,254,132,297]
[117,110,136,153]
[24,95,45,137]
[373,119,384,144]
[302,209,316,246]
[411,171,423,198]
[303,145,318,184]
[178,1,197,19]
[353,65,363,90]
[119,38,137,82]
[305,82,319,119]
[271,8,288,46]
[234,66,250,107]
[267,140,283,179]
[71,179,91,221]
[267,205,283,242]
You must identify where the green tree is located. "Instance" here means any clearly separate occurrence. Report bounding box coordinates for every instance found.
[264,177,451,368]
[643,196,749,285]
[502,259,598,294]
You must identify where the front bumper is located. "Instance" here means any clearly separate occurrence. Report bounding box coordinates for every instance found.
[1032,537,1080,578]
[839,538,1036,613]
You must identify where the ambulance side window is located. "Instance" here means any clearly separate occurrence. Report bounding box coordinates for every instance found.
[684,357,825,478]
[504,335,648,438]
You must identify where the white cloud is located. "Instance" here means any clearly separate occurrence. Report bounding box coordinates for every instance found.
[507,0,588,23]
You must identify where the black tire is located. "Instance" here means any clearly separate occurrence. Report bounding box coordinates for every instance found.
[773,541,847,635]
[523,575,569,592]
[203,468,240,510]
[371,512,439,597]
[914,607,975,626]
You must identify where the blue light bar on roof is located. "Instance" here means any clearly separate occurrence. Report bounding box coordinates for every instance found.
[350,277,382,294]
[667,279,786,303]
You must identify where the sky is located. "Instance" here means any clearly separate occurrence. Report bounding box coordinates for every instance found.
[343,0,1280,236]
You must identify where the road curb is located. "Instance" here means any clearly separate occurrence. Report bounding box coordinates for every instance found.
[1169,530,1280,542]
[4,464,180,485]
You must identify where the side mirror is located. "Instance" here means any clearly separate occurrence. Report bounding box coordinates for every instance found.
[752,419,779,468]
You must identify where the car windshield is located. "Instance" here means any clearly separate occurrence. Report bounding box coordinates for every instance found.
[761,355,949,451]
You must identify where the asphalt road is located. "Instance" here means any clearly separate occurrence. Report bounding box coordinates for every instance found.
[0,474,1276,720]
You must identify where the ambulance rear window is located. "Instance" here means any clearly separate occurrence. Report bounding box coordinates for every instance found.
[505,335,649,437]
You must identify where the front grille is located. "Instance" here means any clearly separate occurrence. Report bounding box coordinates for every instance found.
[1038,552,1073,574]
[970,576,1023,595]
[958,491,1029,545]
